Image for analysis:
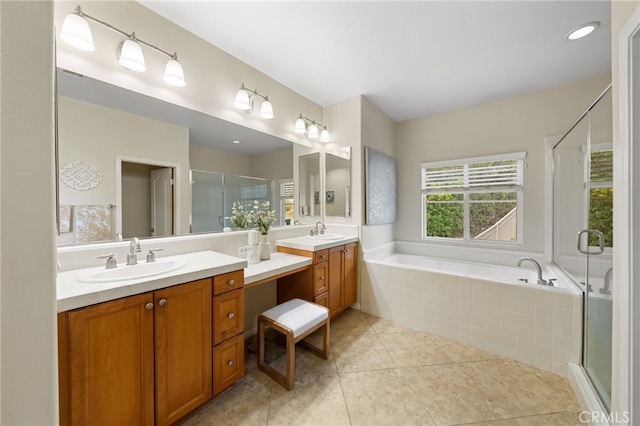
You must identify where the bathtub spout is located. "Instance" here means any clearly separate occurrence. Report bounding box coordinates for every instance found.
[600,267,613,295]
[517,257,549,285]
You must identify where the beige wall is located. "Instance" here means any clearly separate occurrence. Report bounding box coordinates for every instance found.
[189,144,251,176]
[0,1,58,424]
[360,96,396,250]
[395,75,611,254]
[58,96,190,236]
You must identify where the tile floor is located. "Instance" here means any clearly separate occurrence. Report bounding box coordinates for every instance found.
[182,309,583,426]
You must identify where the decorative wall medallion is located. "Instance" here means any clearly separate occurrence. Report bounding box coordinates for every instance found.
[60,160,102,191]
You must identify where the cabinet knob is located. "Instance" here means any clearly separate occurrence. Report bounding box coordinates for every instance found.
[320,276,325,281]
[344,249,349,253]
[322,255,327,259]
[227,312,235,319]
[227,360,234,367]
[228,279,235,286]
[158,298,167,307]
[145,302,153,310]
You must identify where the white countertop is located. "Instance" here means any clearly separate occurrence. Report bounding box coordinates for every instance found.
[243,252,312,286]
[276,235,359,251]
[57,250,246,312]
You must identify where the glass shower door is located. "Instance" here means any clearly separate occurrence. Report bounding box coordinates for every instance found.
[190,170,224,233]
[582,87,613,411]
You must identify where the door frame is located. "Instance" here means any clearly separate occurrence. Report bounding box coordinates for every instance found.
[615,8,640,423]
[115,155,180,238]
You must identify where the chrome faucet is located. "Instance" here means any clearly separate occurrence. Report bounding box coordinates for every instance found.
[600,267,613,295]
[127,237,141,265]
[517,257,548,285]
[313,221,326,236]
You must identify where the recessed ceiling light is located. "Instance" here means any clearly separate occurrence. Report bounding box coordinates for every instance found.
[232,140,240,144]
[565,21,600,41]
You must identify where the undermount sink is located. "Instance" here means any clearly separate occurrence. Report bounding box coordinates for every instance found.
[77,258,188,283]
[305,233,345,241]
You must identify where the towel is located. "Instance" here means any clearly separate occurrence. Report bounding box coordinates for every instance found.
[75,205,112,243]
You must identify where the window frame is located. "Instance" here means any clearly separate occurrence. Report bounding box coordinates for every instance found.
[421,152,526,245]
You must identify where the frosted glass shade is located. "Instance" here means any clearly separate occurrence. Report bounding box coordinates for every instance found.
[234,89,251,110]
[60,13,95,52]
[117,39,146,72]
[163,58,186,87]
[307,124,319,139]
[260,100,274,119]
[294,117,306,134]
[320,128,330,142]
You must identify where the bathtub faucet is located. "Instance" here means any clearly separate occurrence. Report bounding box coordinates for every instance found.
[600,267,613,295]
[516,257,549,285]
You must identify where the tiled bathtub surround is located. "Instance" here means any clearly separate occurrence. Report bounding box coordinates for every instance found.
[362,245,582,377]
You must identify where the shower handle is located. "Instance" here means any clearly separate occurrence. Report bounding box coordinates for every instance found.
[576,229,605,255]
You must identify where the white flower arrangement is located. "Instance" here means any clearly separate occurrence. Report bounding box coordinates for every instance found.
[229,201,253,229]
[252,200,276,235]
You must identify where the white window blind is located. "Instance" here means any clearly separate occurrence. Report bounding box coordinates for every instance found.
[422,152,525,191]
[280,180,294,197]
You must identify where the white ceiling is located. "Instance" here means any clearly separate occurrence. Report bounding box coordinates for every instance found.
[139,0,611,122]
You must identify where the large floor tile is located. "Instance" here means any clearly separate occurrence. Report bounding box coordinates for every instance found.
[512,411,583,426]
[268,345,338,388]
[428,333,500,362]
[340,369,436,425]
[267,375,351,426]
[364,313,418,334]
[331,309,376,336]
[331,333,397,373]
[379,332,453,367]
[401,364,498,426]
[459,359,581,418]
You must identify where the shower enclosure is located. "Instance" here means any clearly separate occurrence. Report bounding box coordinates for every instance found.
[552,85,613,411]
[190,170,272,233]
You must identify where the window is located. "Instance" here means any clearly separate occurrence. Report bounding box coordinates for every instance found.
[585,145,613,247]
[421,152,525,243]
[280,179,294,225]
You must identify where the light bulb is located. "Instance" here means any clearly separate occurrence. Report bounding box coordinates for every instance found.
[294,117,306,134]
[307,123,319,139]
[117,39,146,72]
[60,12,95,52]
[566,21,600,40]
[260,99,274,119]
[234,89,251,110]
[163,58,186,87]
[320,128,330,142]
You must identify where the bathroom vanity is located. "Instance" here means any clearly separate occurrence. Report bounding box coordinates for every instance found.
[56,251,246,426]
[276,236,358,317]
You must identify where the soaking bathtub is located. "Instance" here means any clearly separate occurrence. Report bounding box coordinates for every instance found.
[362,242,582,377]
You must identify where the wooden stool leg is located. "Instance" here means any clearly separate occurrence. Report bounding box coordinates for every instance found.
[257,317,266,368]
[322,321,330,359]
[285,332,295,390]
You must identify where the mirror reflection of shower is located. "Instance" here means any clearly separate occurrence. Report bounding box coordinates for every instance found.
[552,85,613,411]
[190,170,273,233]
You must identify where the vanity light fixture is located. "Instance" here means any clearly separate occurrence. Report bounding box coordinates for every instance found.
[294,114,330,142]
[565,21,600,41]
[59,5,187,87]
[234,83,274,119]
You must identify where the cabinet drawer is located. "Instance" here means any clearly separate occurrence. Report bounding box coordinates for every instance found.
[213,334,244,396]
[213,289,245,345]
[314,291,329,309]
[313,262,329,296]
[213,270,244,295]
[313,250,329,264]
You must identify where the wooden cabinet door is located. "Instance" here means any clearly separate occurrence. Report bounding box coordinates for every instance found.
[328,246,345,317]
[213,289,245,345]
[314,291,329,309]
[213,334,245,396]
[344,243,357,307]
[67,293,155,426]
[155,279,212,426]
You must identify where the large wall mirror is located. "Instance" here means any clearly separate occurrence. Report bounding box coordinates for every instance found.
[325,148,351,219]
[56,68,294,246]
[296,151,321,221]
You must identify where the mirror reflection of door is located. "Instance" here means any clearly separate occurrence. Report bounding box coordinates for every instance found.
[122,161,175,238]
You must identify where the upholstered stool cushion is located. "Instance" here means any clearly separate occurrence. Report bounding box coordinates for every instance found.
[261,298,329,338]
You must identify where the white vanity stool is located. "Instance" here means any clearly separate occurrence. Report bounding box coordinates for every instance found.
[257,298,330,390]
